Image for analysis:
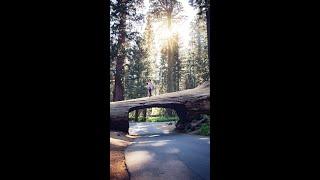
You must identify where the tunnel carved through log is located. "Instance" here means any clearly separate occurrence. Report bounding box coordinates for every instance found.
[110,82,210,133]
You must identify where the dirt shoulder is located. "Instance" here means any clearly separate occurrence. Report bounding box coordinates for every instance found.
[110,131,137,180]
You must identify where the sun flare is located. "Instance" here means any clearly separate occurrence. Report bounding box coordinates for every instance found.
[142,0,198,62]
[156,25,174,41]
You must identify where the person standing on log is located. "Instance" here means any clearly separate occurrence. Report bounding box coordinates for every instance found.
[146,79,154,97]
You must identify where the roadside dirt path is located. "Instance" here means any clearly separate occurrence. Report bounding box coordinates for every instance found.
[110,131,137,180]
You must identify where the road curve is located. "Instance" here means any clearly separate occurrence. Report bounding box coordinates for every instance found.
[125,129,210,180]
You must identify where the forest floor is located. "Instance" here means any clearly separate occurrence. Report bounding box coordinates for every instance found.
[110,131,137,180]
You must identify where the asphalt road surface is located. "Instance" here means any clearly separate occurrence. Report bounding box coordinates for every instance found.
[128,121,176,135]
[125,122,210,180]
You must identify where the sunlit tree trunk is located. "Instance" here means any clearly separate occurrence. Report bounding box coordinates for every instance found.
[166,13,174,116]
[166,13,174,93]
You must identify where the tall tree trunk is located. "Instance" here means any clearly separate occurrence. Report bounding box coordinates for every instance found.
[205,0,211,73]
[197,23,202,60]
[174,41,180,91]
[176,64,179,91]
[143,109,147,121]
[134,109,139,122]
[113,0,126,102]
[166,13,174,116]
[166,14,173,93]
[196,23,202,84]
[173,64,176,92]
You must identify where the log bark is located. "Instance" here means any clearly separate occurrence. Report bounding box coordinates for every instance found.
[110,82,210,133]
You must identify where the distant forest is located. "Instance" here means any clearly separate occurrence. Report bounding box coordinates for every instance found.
[110,0,210,102]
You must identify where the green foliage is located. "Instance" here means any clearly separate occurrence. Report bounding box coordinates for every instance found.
[197,114,210,136]
[147,116,179,122]
[128,107,179,122]
[199,123,210,136]
[124,35,149,100]
[149,0,184,21]
[183,17,209,89]
[129,115,178,122]
[188,0,209,19]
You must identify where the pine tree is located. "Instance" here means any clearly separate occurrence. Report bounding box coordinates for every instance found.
[189,0,211,80]
[183,16,209,89]
[142,14,158,91]
[195,17,209,84]
[124,35,148,100]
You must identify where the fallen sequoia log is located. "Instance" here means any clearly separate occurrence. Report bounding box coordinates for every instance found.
[110,82,210,133]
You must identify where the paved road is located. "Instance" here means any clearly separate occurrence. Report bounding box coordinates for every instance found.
[128,121,176,135]
[125,122,210,180]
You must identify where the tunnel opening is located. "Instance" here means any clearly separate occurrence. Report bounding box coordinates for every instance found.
[129,107,179,123]
[128,106,181,135]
